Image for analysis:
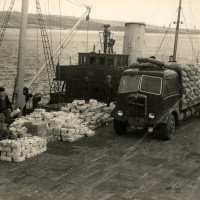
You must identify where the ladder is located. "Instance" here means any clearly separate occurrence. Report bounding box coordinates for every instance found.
[0,0,15,46]
[35,0,62,93]
[27,5,91,94]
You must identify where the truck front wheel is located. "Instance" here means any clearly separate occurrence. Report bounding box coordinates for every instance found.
[160,114,176,140]
[114,119,127,135]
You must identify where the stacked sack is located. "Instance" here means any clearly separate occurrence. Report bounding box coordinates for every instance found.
[181,64,200,105]
[0,136,47,162]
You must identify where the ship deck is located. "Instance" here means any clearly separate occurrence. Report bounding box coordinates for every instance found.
[0,116,200,200]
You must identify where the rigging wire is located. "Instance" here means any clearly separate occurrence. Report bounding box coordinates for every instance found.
[86,10,90,52]
[161,32,171,60]
[59,16,86,55]
[154,0,178,59]
[1,0,6,18]
[47,0,53,55]
[181,10,197,61]
[154,24,172,58]
[64,0,86,8]
[59,0,62,63]
[193,26,200,62]
[188,0,200,62]
[71,0,89,8]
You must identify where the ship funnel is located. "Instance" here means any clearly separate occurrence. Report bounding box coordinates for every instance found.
[123,22,146,65]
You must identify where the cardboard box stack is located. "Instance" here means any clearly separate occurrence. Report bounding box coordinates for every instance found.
[8,100,114,143]
[0,136,47,162]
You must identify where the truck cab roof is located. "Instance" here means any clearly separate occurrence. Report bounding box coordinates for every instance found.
[122,66,177,78]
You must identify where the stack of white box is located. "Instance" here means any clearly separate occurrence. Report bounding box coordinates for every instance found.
[8,100,114,143]
[0,136,47,162]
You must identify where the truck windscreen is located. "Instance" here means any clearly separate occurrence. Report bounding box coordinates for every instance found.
[140,75,162,95]
[118,75,140,93]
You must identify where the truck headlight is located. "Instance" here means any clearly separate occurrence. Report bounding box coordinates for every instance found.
[118,110,123,116]
[149,113,155,119]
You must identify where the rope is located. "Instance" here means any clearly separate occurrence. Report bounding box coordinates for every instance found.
[58,0,62,103]
[64,0,86,8]
[47,0,53,55]
[193,26,200,62]
[154,4,180,59]
[59,0,62,62]
[1,0,6,18]
[86,14,90,52]
[181,10,197,61]
[153,0,178,59]
[72,0,89,8]
[154,24,172,57]
[59,16,86,54]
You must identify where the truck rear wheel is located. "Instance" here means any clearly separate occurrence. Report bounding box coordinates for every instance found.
[160,114,176,140]
[114,119,127,135]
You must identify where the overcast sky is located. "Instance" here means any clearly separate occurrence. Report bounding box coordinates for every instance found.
[1,0,200,28]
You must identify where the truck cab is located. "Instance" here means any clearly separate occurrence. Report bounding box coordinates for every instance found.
[111,57,181,140]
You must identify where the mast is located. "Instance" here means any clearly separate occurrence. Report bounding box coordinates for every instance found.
[173,0,182,62]
[15,0,29,114]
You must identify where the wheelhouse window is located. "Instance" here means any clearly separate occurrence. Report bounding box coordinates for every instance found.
[90,56,96,64]
[80,56,86,64]
[99,57,105,65]
[108,56,114,66]
[122,56,128,66]
[140,75,162,95]
[118,75,140,93]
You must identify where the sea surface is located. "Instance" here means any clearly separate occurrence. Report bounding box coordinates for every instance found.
[0,29,200,100]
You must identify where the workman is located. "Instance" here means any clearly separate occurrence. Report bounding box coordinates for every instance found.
[0,113,13,140]
[103,75,113,107]
[0,87,12,124]
[23,87,33,116]
[169,55,175,62]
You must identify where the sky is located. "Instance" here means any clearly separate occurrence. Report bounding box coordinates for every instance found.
[0,0,200,28]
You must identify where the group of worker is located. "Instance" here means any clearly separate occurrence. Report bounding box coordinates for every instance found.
[0,86,37,140]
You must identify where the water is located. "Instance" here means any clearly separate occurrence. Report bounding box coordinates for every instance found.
[0,28,200,98]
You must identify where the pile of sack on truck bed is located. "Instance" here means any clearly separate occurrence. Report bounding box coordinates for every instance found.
[181,63,200,105]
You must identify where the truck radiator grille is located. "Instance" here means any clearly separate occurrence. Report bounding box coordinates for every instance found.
[128,94,147,118]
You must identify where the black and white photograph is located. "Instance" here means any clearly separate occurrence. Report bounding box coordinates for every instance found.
[0,0,200,199]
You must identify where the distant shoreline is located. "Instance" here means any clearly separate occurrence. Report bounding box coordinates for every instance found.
[4,27,200,35]
[1,11,200,34]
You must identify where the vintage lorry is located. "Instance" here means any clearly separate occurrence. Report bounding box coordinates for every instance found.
[111,57,200,140]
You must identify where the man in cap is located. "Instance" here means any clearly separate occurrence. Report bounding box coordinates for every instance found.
[103,75,113,107]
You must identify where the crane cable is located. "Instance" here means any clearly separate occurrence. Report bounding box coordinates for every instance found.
[154,0,177,52]
[181,10,197,61]
[154,0,178,58]
[64,0,87,8]
[86,9,90,52]
[47,0,53,55]
[188,0,199,62]
[1,0,6,17]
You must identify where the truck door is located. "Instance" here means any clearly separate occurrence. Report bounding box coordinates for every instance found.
[163,76,180,111]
